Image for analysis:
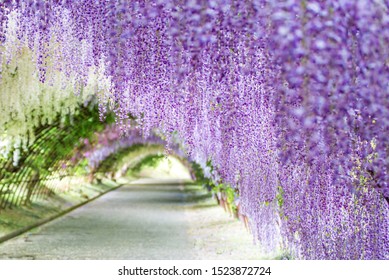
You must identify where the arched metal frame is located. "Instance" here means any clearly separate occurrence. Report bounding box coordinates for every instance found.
[0,105,106,209]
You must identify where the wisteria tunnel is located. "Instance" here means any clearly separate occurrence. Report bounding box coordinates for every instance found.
[0,1,388,260]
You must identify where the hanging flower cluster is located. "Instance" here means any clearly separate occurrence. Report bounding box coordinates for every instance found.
[0,5,111,163]
[0,1,388,259]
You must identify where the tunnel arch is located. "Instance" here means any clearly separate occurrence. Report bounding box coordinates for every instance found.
[0,103,198,212]
[0,1,388,259]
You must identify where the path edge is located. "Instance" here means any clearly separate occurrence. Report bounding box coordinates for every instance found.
[0,182,125,244]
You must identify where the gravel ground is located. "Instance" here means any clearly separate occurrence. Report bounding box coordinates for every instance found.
[0,179,271,260]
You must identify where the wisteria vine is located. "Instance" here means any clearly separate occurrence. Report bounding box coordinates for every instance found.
[0,1,388,259]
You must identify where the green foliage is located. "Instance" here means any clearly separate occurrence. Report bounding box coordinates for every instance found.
[190,161,239,215]
[190,162,208,185]
[131,154,165,173]
[96,144,145,173]
[276,185,284,208]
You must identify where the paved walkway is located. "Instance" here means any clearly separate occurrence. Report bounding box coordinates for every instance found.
[0,179,266,259]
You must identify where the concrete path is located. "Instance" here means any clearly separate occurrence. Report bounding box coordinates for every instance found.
[0,179,266,259]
